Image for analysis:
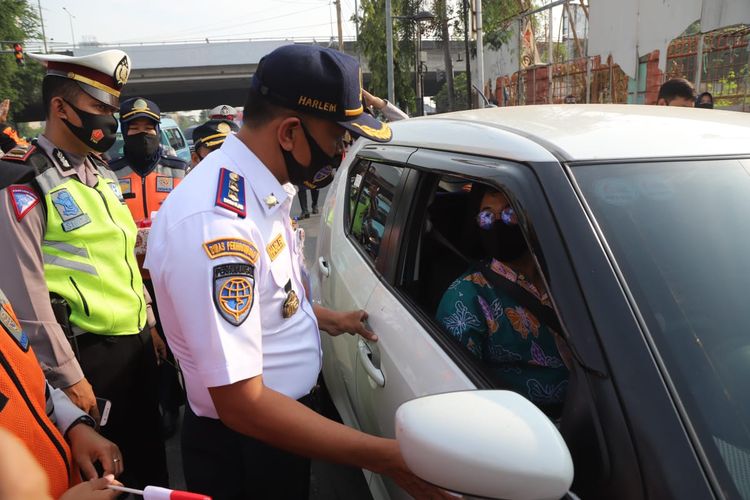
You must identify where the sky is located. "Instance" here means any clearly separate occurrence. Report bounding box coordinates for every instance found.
[35,0,359,49]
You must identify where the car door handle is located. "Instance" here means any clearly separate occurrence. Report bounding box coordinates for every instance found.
[358,339,385,387]
[318,257,330,278]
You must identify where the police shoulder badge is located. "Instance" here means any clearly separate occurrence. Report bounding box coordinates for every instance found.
[8,185,40,221]
[213,263,255,326]
[0,296,29,351]
[215,168,246,218]
[2,144,35,163]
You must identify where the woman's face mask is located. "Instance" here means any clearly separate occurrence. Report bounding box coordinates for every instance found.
[477,205,528,262]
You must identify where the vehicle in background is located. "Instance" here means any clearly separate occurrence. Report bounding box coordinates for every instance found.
[106,117,190,164]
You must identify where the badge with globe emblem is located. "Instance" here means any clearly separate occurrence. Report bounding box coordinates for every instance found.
[213,263,255,326]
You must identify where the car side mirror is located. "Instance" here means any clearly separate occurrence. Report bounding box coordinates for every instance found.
[396,390,573,500]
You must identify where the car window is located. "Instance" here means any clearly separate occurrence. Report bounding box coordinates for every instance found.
[163,127,186,151]
[346,160,403,264]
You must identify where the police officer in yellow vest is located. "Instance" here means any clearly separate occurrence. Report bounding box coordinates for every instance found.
[0,50,168,490]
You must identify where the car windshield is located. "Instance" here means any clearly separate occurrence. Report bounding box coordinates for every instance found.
[573,159,750,499]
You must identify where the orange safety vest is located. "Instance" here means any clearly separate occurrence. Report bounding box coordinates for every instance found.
[0,295,76,498]
[114,161,185,222]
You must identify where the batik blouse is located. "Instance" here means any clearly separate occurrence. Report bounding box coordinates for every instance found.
[436,258,569,407]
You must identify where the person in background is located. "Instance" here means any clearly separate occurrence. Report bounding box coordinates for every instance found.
[656,78,696,107]
[0,99,30,154]
[189,118,239,173]
[696,92,714,109]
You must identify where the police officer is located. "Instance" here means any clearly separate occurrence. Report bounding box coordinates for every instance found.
[0,50,168,490]
[146,45,450,500]
[189,118,239,172]
[109,97,186,223]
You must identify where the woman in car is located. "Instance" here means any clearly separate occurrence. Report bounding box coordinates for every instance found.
[435,184,569,412]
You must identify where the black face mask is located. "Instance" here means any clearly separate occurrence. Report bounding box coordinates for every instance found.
[61,100,118,153]
[696,102,714,109]
[478,215,528,262]
[124,131,161,176]
[281,121,342,189]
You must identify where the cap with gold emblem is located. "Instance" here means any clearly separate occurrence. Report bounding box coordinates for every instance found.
[119,97,161,125]
[192,119,239,151]
[250,44,392,143]
[29,50,131,108]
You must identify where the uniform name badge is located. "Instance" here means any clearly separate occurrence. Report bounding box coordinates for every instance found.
[282,279,299,319]
[213,263,255,326]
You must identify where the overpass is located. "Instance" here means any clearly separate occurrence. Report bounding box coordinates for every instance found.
[17,39,467,121]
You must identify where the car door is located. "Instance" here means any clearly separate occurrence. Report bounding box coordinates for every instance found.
[315,144,414,429]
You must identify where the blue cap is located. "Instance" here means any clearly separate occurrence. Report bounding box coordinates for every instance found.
[119,97,161,125]
[193,119,239,150]
[251,45,392,143]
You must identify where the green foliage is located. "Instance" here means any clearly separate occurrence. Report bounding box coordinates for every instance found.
[0,0,44,122]
[355,0,419,114]
[481,0,519,51]
[435,70,467,113]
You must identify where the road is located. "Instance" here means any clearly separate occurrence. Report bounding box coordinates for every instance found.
[164,185,373,499]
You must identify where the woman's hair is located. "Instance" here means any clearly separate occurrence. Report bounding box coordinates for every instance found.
[460,182,493,260]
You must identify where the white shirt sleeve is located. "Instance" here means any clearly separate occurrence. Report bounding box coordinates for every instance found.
[48,382,89,435]
[155,212,263,388]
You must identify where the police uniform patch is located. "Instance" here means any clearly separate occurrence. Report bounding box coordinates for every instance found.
[266,233,286,261]
[203,238,259,264]
[0,300,29,351]
[119,178,132,194]
[52,149,72,170]
[51,188,91,232]
[107,182,125,203]
[156,176,174,193]
[213,263,255,326]
[215,168,246,218]
[8,185,40,221]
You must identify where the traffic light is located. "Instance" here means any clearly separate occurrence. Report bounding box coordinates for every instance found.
[13,44,23,66]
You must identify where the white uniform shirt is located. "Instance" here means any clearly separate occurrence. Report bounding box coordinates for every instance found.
[144,134,321,419]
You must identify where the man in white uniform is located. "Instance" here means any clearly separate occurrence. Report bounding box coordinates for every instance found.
[145,45,450,499]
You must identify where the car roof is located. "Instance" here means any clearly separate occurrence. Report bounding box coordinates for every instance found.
[385,105,750,163]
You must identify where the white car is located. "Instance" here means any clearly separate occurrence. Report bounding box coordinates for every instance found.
[312,105,750,500]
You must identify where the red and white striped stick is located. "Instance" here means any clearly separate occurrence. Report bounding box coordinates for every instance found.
[108,484,211,500]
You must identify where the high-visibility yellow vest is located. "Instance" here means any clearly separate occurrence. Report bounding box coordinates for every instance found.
[36,162,146,335]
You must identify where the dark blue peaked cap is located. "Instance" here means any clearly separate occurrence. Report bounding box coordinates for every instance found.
[251,44,392,143]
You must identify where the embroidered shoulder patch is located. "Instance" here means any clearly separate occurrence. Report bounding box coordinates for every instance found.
[119,178,132,194]
[8,185,40,221]
[203,238,259,264]
[215,168,246,218]
[2,144,35,163]
[266,233,286,261]
[0,299,29,351]
[51,188,91,232]
[156,176,174,193]
[213,263,255,326]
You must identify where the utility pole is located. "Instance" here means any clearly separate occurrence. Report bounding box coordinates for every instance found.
[37,0,48,53]
[386,0,395,103]
[439,0,455,111]
[354,0,361,63]
[335,0,344,51]
[463,0,472,109]
[475,0,485,108]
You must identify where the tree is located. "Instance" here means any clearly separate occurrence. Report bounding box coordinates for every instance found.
[355,0,421,114]
[435,70,467,113]
[0,0,44,123]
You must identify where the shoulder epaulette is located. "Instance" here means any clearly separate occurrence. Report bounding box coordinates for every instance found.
[2,144,35,163]
[214,167,246,218]
[160,155,189,170]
